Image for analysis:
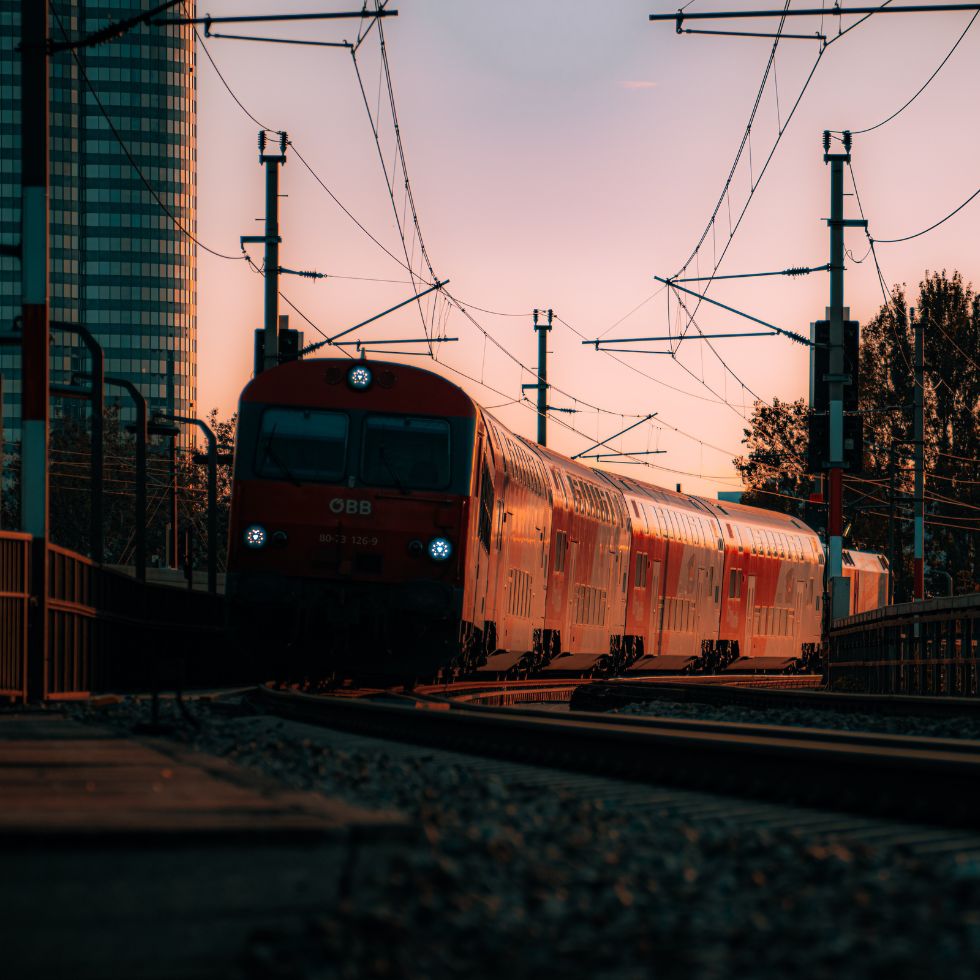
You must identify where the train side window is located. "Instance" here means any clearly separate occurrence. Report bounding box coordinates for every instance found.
[635,553,649,589]
[478,460,494,551]
[553,530,568,573]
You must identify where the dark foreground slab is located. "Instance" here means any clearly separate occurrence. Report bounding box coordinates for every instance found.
[0,713,411,980]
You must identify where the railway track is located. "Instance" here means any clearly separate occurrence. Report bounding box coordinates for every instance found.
[313,670,823,708]
[251,683,980,831]
[572,675,980,718]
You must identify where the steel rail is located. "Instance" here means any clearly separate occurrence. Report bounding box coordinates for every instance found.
[252,686,980,829]
[573,678,980,718]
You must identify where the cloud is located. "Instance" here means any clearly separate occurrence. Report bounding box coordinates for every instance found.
[619,80,658,90]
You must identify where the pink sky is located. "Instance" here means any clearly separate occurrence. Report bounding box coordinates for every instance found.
[194,1,980,496]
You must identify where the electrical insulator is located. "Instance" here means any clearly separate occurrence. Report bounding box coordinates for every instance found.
[258,130,266,154]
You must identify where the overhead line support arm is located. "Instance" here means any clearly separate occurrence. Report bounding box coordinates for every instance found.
[654,277,812,346]
[651,5,980,25]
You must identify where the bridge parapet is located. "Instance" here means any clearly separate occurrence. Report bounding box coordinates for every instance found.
[1,531,228,702]
[829,592,980,696]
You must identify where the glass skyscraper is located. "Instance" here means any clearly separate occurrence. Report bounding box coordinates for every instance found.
[0,0,197,448]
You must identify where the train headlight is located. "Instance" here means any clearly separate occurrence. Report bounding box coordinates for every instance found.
[347,365,373,390]
[244,524,267,549]
[427,536,452,562]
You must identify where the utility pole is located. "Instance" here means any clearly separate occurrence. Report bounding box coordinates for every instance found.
[534,309,552,446]
[822,130,866,619]
[913,307,925,600]
[21,1,49,700]
[888,451,897,604]
[158,412,219,595]
[242,131,287,374]
[166,354,178,568]
[262,131,286,372]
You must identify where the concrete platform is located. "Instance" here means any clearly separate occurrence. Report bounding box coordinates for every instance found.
[0,712,412,979]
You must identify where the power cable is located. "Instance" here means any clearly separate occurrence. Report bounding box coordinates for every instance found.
[661,4,889,411]
[555,314,742,408]
[194,23,668,432]
[350,25,436,351]
[244,255,353,359]
[873,183,980,243]
[846,159,918,378]
[192,13,426,282]
[836,10,978,135]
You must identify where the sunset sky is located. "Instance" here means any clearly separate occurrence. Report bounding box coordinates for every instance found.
[193,1,980,496]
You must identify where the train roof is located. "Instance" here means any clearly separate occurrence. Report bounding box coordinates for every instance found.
[239,358,478,417]
[597,471,819,539]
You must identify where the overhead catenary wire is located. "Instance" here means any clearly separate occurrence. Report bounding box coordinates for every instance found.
[350,16,437,352]
[872,183,980,243]
[188,5,760,482]
[191,24,684,438]
[833,10,978,135]
[439,354,742,483]
[657,3,888,412]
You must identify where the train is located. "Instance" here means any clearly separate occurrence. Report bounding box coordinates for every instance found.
[226,357,888,679]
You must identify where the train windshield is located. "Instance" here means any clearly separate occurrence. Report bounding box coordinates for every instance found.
[361,416,451,490]
[256,407,348,483]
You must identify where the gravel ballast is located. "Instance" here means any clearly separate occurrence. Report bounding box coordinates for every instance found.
[614,697,980,740]
[73,698,980,980]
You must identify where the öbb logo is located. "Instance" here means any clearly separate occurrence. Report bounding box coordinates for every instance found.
[329,498,372,516]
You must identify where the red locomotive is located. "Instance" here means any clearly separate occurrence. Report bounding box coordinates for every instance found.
[226,358,887,678]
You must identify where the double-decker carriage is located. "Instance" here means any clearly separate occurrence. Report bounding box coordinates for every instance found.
[227,357,886,679]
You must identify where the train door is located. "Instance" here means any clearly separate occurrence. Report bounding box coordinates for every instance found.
[469,444,492,628]
[484,496,506,643]
[651,558,665,656]
[745,575,757,657]
[566,539,580,652]
[793,580,806,649]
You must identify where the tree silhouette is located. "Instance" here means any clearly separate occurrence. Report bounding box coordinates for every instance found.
[735,270,979,597]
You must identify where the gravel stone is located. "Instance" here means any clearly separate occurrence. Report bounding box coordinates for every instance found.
[614,697,980,740]
[72,698,980,980]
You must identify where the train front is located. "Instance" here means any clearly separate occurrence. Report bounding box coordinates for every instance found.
[226,358,477,677]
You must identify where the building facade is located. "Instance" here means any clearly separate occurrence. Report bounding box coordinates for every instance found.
[0,0,197,452]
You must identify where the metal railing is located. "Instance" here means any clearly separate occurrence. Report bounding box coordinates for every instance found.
[0,532,30,701]
[829,593,980,696]
[47,544,97,699]
[0,530,228,702]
